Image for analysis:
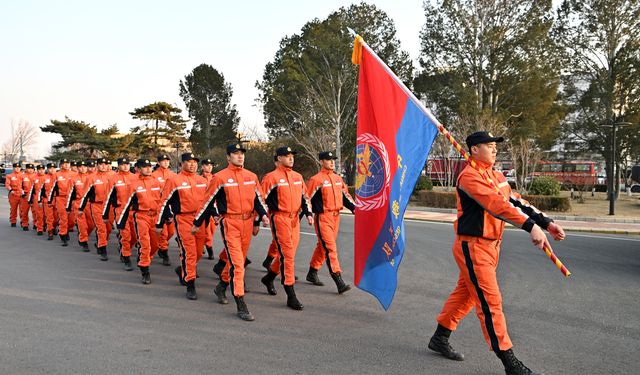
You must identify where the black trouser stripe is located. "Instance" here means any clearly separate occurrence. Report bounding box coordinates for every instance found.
[173,219,188,280]
[219,218,236,296]
[315,214,334,273]
[269,214,287,285]
[132,212,141,261]
[461,241,501,352]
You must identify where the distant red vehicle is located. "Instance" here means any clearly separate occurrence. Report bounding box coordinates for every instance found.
[530,161,597,187]
[426,158,468,185]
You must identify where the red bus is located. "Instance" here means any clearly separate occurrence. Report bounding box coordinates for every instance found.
[530,161,597,187]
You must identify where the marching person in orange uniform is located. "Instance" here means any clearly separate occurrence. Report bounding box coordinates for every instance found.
[260,156,281,271]
[260,146,313,311]
[103,157,137,271]
[19,163,36,231]
[305,151,356,293]
[51,158,77,246]
[66,160,93,251]
[68,161,79,230]
[79,158,114,260]
[157,153,208,300]
[152,154,175,266]
[118,159,162,284]
[428,132,566,375]
[200,158,216,260]
[193,144,269,321]
[5,162,23,227]
[43,163,59,240]
[31,165,46,235]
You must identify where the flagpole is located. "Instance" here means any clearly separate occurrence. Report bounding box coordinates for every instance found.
[351,32,571,278]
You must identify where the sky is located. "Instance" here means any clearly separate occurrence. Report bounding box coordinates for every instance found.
[0,0,426,160]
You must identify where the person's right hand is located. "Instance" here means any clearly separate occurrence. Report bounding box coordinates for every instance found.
[530,225,547,249]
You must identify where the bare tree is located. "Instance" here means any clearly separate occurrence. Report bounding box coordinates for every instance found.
[2,119,39,163]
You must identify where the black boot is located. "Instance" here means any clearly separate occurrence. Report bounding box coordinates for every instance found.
[139,266,151,284]
[212,259,226,278]
[234,296,255,321]
[79,241,89,252]
[330,272,351,294]
[98,246,108,261]
[214,281,229,304]
[11,223,16,227]
[306,267,324,286]
[205,246,214,260]
[174,266,186,286]
[428,324,465,361]
[37,231,43,236]
[158,249,171,266]
[23,226,29,231]
[283,285,303,310]
[261,271,278,295]
[186,280,198,300]
[244,257,252,267]
[47,232,53,240]
[497,349,543,375]
[53,228,58,235]
[61,234,68,247]
[262,256,274,271]
[123,256,134,271]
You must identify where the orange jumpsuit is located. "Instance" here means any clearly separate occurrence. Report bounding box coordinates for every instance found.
[6,170,23,226]
[43,172,59,235]
[118,175,162,267]
[307,169,356,274]
[436,158,553,352]
[157,170,208,283]
[261,165,312,286]
[31,172,46,233]
[20,171,36,229]
[67,172,94,244]
[201,171,217,251]
[51,169,77,237]
[104,171,137,258]
[80,171,113,248]
[194,164,268,297]
[152,167,176,251]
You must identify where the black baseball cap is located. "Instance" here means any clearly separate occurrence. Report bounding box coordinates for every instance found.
[12,163,20,168]
[181,152,199,162]
[117,157,129,165]
[59,158,70,165]
[96,157,110,165]
[137,158,153,167]
[86,160,96,167]
[157,154,170,161]
[226,143,247,155]
[25,163,35,169]
[319,151,338,160]
[70,161,78,167]
[46,163,56,169]
[275,146,297,156]
[466,131,504,149]
[36,164,44,170]
[77,161,87,167]
[201,158,213,165]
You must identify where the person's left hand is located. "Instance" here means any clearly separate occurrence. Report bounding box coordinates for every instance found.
[307,215,314,226]
[252,225,260,236]
[547,222,566,241]
[261,215,270,227]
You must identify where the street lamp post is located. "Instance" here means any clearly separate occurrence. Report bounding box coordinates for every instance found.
[601,121,631,215]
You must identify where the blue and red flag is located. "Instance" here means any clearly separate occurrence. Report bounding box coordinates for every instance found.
[352,35,439,310]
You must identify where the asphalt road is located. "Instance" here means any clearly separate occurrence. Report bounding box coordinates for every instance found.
[0,191,639,374]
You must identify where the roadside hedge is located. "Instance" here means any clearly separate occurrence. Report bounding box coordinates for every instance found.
[412,191,571,212]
